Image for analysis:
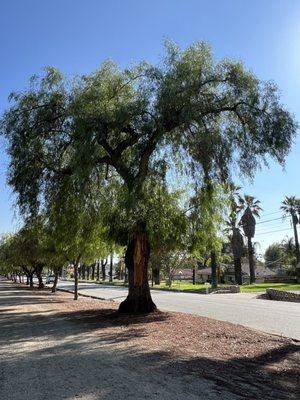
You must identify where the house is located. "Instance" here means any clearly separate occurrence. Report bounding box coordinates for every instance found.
[173,268,194,280]
[196,268,212,283]
[223,265,250,284]
[223,262,293,284]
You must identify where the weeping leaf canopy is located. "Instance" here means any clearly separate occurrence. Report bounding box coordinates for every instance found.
[1,42,297,224]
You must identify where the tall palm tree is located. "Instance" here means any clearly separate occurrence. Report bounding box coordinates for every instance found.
[281,196,300,282]
[225,183,244,285]
[225,214,244,285]
[239,195,262,284]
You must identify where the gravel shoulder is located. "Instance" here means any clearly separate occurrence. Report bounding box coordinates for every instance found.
[0,279,299,400]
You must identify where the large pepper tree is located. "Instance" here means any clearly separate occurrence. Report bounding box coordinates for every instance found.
[1,42,296,313]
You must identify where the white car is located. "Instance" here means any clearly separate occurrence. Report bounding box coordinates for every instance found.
[46,275,56,284]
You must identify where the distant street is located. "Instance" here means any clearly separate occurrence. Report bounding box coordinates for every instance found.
[57,280,300,340]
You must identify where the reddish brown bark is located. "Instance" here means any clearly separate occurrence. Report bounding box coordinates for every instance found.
[119,228,156,314]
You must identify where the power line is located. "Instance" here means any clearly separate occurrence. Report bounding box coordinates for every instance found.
[256,225,291,233]
[264,255,286,266]
[255,221,291,230]
[259,210,282,217]
[256,216,289,225]
[255,227,293,236]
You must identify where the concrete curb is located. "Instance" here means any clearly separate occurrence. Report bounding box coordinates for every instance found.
[56,287,109,301]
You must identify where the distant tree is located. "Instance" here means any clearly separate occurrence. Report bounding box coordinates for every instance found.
[2,42,296,312]
[239,195,262,283]
[225,183,244,284]
[281,237,296,262]
[0,234,23,281]
[188,186,226,288]
[264,243,284,267]
[281,196,300,281]
[264,238,297,275]
[48,180,108,300]
[0,220,47,288]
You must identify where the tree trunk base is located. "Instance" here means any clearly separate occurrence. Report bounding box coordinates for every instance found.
[118,294,157,314]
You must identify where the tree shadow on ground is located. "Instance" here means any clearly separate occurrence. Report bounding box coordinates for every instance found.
[1,280,299,400]
[0,281,67,308]
[1,335,299,400]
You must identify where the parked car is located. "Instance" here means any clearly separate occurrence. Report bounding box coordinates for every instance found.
[46,275,56,284]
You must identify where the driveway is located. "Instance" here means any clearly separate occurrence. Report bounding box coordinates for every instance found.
[57,280,300,340]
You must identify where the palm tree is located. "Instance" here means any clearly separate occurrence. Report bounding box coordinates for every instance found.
[225,184,244,285]
[225,214,244,285]
[281,196,300,282]
[239,195,262,284]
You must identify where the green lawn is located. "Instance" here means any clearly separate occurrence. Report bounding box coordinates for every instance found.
[150,281,209,292]
[151,281,299,293]
[239,283,300,292]
[76,278,300,293]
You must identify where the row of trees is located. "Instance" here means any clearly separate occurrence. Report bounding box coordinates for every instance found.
[0,187,264,292]
[0,215,116,294]
[0,42,297,313]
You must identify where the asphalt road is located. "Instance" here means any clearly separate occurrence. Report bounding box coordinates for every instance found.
[56,280,300,340]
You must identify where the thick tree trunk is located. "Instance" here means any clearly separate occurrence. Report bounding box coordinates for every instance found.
[109,253,113,283]
[248,237,256,284]
[51,271,59,293]
[74,262,79,300]
[234,258,242,285]
[26,274,29,285]
[119,228,156,314]
[211,250,218,289]
[91,264,95,280]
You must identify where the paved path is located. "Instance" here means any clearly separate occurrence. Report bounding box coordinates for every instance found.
[57,280,300,340]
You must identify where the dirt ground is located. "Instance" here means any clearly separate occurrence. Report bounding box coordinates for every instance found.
[0,280,299,400]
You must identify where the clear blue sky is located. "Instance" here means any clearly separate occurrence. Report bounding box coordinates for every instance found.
[1,0,299,254]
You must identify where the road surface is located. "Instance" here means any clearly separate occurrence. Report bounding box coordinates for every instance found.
[56,280,300,340]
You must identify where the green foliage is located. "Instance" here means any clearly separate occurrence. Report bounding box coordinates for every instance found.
[188,185,226,259]
[264,238,296,268]
[1,42,296,220]
[47,178,109,265]
[0,217,48,276]
[1,41,297,278]
[100,178,187,250]
[264,243,285,266]
[281,196,300,223]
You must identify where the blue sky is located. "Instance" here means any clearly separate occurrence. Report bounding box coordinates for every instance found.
[0,0,299,254]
